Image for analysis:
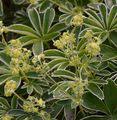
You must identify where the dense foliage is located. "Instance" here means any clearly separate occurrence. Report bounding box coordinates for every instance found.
[0,0,117,120]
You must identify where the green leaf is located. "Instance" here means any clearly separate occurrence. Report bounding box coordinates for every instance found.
[99,4,108,28]
[12,77,21,89]
[52,69,75,80]
[87,83,104,100]
[49,22,66,33]
[81,115,108,120]
[9,109,27,116]
[82,92,108,113]
[11,96,18,109]
[27,85,33,95]
[42,32,60,42]
[85,9,104,28]
[0,74,11,85]
[13,0,25,5]
[28,8,42,35]
[101,44,117,61]
[33,84,43,95]
[43,8,55,34]
[104,80,117,114]
[90,79,108,85]
[0,97,10,109]
[108,5,117,29]
[0,52,11,67]
[109,31,117,47]
[44,49,65,58]
[18,36,34,46]
[0,0,3,16]
[32,41,43,55]
[40,0,51,12]
[47,58,68,71]
[51,100,71,118]
[9,24,39,38]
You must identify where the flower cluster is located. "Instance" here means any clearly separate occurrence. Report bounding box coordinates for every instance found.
[5,39,31,75]
[69,55,81,67]
[0,21,8,35]
[70,79,88,105]
[72,13,84,26]
[4,80,17,97]
[32,53,48,74]
[54,32,76,50]
[23,96,45,113]
[85,30,101,56]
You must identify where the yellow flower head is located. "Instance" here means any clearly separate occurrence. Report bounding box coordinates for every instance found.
[12,48,22,58]
[10,39,22,48]
[11,67,19,75]
[37,98,45,108]
[85,42,100,56]
[4,80,17,97]
[54,40,64,50]
[23,101,38,113]
[38,53,45,61]
[70,79,88,106]
[2,114,12,120]
[69,55,81,67]
[72,13,83,26]
[84,30,93,40]
[54,32,75,50]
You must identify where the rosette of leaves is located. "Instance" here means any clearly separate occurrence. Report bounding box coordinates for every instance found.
[8,8,66,55]
[58,1,84,25]
[52,0,101,25]
[84,4,117,44]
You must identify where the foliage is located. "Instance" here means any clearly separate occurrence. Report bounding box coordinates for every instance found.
[0,0,117,120]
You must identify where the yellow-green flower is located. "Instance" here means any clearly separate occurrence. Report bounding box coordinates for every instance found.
[4,80,17,97]
[70,79,87,105]
[11,67,19,75]
[54,32,75,50]
[84,30,93,40]
[37,53,45,61]
[85,42,100,56]
[72,13,83,26]
[69,55,81,67]
[37,98,45,108]
[23,101,38,113]
[10,39,22,48]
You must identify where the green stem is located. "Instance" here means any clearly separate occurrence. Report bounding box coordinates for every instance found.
[13,92,25,102]
[2,34,7,46]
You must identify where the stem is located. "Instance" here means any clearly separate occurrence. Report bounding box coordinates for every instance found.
[2,34,7,46]
[13,92,25,102]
